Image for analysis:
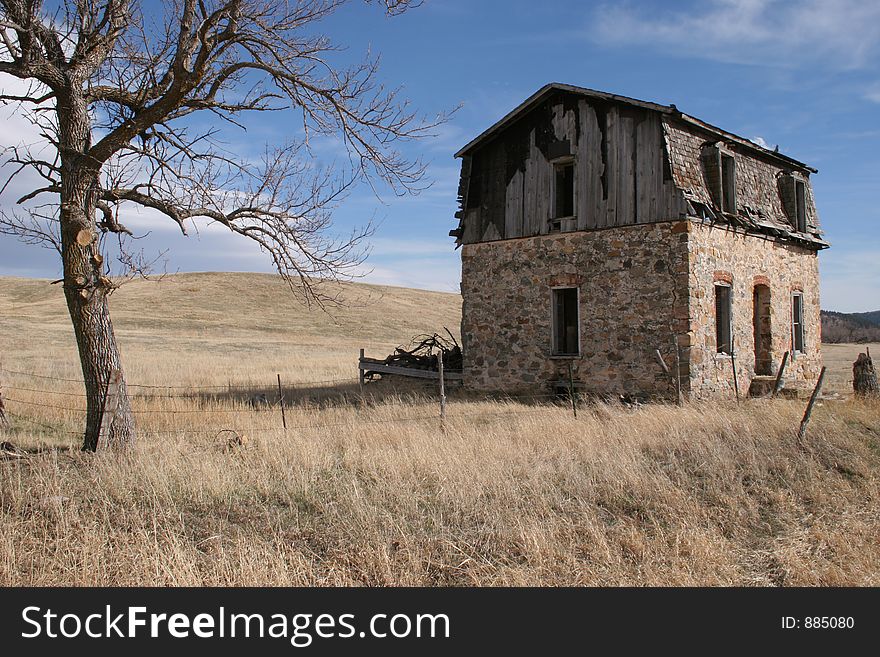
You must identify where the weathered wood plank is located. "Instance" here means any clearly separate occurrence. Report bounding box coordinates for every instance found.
[603,106,618,229]
[636,114,659,224]
[359,360,463,381]
[505,168,524,238]
[536,134,550,235]
[463,208,481,243]
[617,113,635,225]
[524,129,538,236]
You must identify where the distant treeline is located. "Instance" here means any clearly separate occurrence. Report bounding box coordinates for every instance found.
[822,310,880,343]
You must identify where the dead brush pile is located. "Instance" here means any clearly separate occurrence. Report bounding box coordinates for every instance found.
[0,397,878,586]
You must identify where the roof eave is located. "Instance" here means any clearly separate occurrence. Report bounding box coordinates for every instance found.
[454,83,556,158]
[454,83,819,175]
[454,82,675,158]
[674,113,818,174]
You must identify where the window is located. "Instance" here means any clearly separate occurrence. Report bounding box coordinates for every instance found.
[792,293,805,353]
[721,153,736,213]
[552,287,579,356]
[794,180,807,232]
[715,284,732,354]
[553,160,575,219]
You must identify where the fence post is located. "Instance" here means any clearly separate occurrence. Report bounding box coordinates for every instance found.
[96,368,122,450]
[730,337,740,402]
[771,351,789,398]
[0,383,9,430]
[798,366,826,441]
[277,373,287,432]
[438,350,447,431]
[656,347,679,404]
[655,349,670,376]
[568,361,577,418]
[672,335,682,405]
[358,348,365,402]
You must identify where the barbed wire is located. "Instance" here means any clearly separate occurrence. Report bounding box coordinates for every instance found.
[0,367,587,399]
[3,395,280,415]
[2,404,568,439]
[3,397,86,412]
[1,370,570,406]
[0,365,605,443]
[0,368,86,383]
[3,385,90,397]
[6,412,72,435]
[0,367,361,391]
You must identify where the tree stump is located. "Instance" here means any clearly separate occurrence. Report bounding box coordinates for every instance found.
[853,352,878,398]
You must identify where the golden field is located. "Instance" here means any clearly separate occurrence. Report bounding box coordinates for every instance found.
[0,273,878,586]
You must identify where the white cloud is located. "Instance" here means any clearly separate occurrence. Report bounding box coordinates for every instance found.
[593,0,880,70]
[357,258,461,293]
[369,237,453,257]
[865,86,880,104]
[751,136,770,149]
[0,78,56,201]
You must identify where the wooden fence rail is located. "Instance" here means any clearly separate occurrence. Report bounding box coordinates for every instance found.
[358,355,463,381]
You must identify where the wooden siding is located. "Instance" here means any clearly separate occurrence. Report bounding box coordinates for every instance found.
[461,95,686,244]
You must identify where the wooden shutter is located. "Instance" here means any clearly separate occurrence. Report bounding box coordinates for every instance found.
[701,143,722,209]
[778,173,797,228]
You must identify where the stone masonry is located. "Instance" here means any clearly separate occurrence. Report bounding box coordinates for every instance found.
[686,221,822,397]
[461,219,822,399]
[461,221,691,398]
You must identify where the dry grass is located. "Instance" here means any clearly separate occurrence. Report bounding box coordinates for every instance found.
[821,342,879,394]
[1,273,878,586]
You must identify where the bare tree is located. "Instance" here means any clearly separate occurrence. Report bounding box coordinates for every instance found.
[0,0,442,450]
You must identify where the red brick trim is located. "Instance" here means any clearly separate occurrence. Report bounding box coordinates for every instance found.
[549,274,581,287]
[753,275,770,287]
[713,270,733,284]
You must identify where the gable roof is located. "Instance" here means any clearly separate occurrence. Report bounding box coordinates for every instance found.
[454,83,817,174]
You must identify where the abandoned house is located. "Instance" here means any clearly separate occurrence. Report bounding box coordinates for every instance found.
[450,83,828,399]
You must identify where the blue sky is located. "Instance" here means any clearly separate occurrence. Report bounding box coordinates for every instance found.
[1,0,878,311]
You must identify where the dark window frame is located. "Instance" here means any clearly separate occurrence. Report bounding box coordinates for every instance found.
[551,286,580,357]
[551,157,576,220]
[720,153,736,213]
[792,292,805,353]
[715,283,733,355]
[794,179,807,232]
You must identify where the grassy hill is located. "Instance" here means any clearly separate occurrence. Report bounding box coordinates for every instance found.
[0,272,462,387]
[1,273,878,586]
[822,309,880,343]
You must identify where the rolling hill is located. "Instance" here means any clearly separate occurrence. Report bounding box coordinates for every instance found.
[0,272,463,387]
[821,309,880,343]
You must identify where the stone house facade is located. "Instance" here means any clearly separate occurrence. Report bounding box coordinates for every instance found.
[451,84,827,399]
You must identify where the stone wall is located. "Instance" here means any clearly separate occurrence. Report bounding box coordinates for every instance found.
[686,221,823,397]
[460,219,823,399]
[460,222,691,397]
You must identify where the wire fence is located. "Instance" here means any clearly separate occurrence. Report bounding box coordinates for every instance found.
[0,360,844,448]
[0,367,361,391]
[0,365,583,441]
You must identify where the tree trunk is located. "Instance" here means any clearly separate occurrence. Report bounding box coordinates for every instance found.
[58,96,135,450]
